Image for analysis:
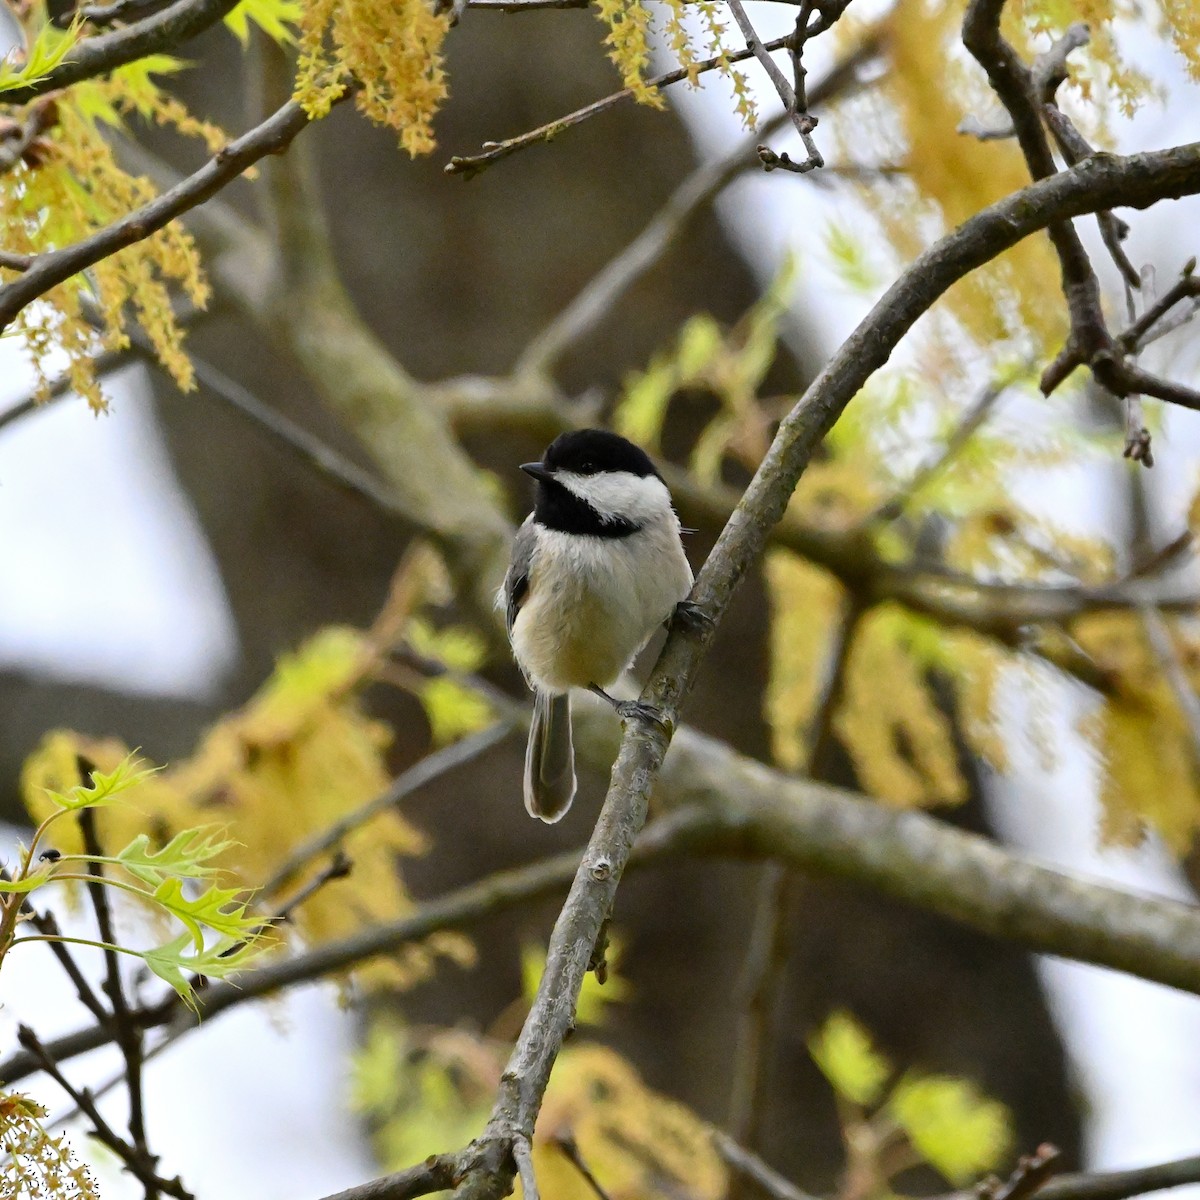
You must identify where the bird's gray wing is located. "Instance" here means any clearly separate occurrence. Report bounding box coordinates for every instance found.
[504,517,537,636]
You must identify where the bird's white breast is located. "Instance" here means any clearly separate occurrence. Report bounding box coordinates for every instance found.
[511,515,693,694]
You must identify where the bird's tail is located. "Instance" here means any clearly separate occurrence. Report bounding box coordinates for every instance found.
[524,691,576,822]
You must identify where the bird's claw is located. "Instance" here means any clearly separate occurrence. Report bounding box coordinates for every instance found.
[673,600,714,632]
[614,699,670,729]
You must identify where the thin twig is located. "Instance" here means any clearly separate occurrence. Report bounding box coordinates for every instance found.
[871,367,1023,521]
[1038,1155,1200,1200]
[551,1134,612,1200]
[16,1025,195,1200]
[444,31,883,178]
[261,723,514,898]
[513,1135,539,1200]
[714,1130,819,1200]
[516,37,879,376]
[78,805,152,1187]
[0,91,351,333]
[1116,258,1200,355]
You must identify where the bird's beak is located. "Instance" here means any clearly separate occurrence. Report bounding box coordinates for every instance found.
[520,462,555,483]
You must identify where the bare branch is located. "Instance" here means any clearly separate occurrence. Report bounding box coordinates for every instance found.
[16,1025,195,1200]
[261,723,514,897]
[727,595,861,1158]
[932,1151,1200,1200]
[1039,1155,1200,1200]
[1117,258,1200,354]
[516,38,879,377]
[714,1130,818,1200]
[444,31,881,178]
[315,1154,466,1200]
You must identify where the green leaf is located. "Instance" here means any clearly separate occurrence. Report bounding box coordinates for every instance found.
[808,1010,891,1106]
[0,21,80,93]
[150,877,261,948]
[140,931,265,1008]
[889,1075,1013,1185]
[420,678,494,746]
[115,826,234,887]
[108,54,187,120]
[223,0,302,45]
[615,356,676,450]
[675,313,724,379]
[44,753,157,812]
[407,618,487,673]
[824,221,882,292]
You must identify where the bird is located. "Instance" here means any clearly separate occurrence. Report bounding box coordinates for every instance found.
[503,428,697,822]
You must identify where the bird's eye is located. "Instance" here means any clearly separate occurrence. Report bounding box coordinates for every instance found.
[579,461,596,475]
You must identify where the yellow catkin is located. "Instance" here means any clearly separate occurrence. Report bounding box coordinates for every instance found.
[1073,612,1200,851]
[878,0,1066,350]
[594,0,664,109]
[836,605,967,808]
[2,72,212,409]
[764,550,847,771]
[526,1046,727,1200]
[295,0,450,152]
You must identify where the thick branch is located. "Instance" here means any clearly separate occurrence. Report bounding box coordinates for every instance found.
[12,711,1200,1102]
[447,137,1200,1199]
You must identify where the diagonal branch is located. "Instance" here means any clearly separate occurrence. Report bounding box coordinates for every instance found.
[0,93,345,334]
[445,136,1200,1200]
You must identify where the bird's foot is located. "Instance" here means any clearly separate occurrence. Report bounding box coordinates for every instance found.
[588,685,669,729]
[672,599,714,632]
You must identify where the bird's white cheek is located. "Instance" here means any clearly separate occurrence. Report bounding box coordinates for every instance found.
[556,472,672,525]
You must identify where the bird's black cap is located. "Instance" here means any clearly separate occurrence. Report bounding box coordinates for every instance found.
[537,429,661,479]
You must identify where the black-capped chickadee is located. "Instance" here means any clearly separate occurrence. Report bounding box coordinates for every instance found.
[503,429,695,822]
